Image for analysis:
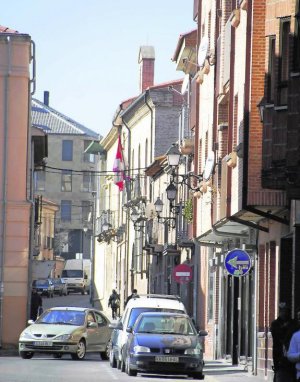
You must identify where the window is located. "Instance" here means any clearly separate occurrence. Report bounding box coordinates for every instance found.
[61,170,72,192]
[35,171,45,191]
[62,140,73,161]
[267,36,276,103]
[83,140,95,163]
[61,200,71,222]
[294,15,300,71]
[82,201,92,223]
[278,19,290,105]
[82,172,94,192]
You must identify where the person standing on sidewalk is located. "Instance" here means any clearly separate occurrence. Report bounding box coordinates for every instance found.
[108,289,120,320]
[271,303,297,382]
[30,288,43,321]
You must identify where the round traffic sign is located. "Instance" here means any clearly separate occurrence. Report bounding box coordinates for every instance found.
[224,249,251,277]
[173,264,193,284]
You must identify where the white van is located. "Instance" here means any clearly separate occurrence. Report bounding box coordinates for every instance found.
[61,259,91,295]
[109,294,186,370]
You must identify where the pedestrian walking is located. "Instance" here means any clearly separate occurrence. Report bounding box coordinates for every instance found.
[287,310,300,381]
[30,288,43,321]
[125,288,138,307]
[270,302,297,382]
[108,289,120,320]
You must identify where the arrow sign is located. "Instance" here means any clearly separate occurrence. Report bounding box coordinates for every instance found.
[224,249,251,277]
[227,256,250,268]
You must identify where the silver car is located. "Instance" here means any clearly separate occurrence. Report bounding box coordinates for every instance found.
[19,307,112,360]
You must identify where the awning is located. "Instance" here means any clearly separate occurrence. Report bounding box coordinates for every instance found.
[195,217,251,246]
[84,141,105,154]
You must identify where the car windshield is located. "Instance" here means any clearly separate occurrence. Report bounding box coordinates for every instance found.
[61,270,83,278]
[34,279,48,286]
[135,315,196,335]
[128,308,184,328]
[36,310,86,326]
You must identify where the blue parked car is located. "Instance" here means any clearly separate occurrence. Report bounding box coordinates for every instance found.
[123,311,207,379]
[32,279,54,298]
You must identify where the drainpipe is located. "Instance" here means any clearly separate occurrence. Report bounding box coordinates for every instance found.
[144,90,153,294]
[144,90,153,167]
[119,118,131,301]
[27,40,37,321]
[242,0,258,374]
[0,35,11,348]
[226,0,236,218]
[194,0,202,329]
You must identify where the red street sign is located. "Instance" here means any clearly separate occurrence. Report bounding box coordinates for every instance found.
[173,264,193,284]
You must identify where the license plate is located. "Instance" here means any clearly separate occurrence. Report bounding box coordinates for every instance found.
[155,356,179,363]
[34,341,52,347]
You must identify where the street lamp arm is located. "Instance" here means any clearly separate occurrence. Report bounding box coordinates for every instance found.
[172,172,203,191]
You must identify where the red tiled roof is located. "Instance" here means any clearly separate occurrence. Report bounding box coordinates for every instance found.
[0,25,19,34]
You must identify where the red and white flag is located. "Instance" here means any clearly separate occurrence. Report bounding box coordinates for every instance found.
[113,135,125,191]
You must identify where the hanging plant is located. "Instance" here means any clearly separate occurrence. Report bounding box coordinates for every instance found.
[183,198,193,223]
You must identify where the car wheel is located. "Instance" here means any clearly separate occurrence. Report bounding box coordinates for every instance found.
[20,351,34,359]
[101,340,110,360]
[109,349,117,368]
[53,353,63,359]
[126,357,137,377]
[71,340,86,360]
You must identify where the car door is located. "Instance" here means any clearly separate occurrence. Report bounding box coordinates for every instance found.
[86,311,98,351]
[94,311,111,351]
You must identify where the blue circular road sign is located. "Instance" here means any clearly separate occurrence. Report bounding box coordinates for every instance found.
[224,249,251,277]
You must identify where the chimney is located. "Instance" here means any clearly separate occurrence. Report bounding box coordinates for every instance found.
[44,91,49,106]
[138,46,155,93]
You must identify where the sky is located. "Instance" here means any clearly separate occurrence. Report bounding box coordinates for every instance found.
[3,1,196,137]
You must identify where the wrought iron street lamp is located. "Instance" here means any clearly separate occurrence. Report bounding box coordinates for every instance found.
[154,197,176,229]
[165,144,203,192]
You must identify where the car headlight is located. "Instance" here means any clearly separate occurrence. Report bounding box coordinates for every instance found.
[133,345,151,353]
[184,347,201,355]
[55,334,73,341]
[19,332,33,340]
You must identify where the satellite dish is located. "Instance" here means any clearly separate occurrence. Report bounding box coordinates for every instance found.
[197,36,209,67]
[203,151,215,181]
[145,203,156,219]
[181,74,190,94]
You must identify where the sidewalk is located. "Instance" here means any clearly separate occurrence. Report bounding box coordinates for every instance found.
[204,360,266,381]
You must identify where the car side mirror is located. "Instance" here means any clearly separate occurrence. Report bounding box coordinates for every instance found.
[198,330,208,337]
[126,327,133,333]
[27,320,35,325]
[87,321,97,328]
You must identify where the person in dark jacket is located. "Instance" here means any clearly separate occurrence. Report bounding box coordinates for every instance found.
[125,289,138,307]
[108,289,120,320]
[270,302,298,382]
[30,288,43,321]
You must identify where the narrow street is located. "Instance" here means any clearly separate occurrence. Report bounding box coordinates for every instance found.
[0,294,265,382]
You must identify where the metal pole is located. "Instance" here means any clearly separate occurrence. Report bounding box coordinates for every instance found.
[90,191,96,307]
